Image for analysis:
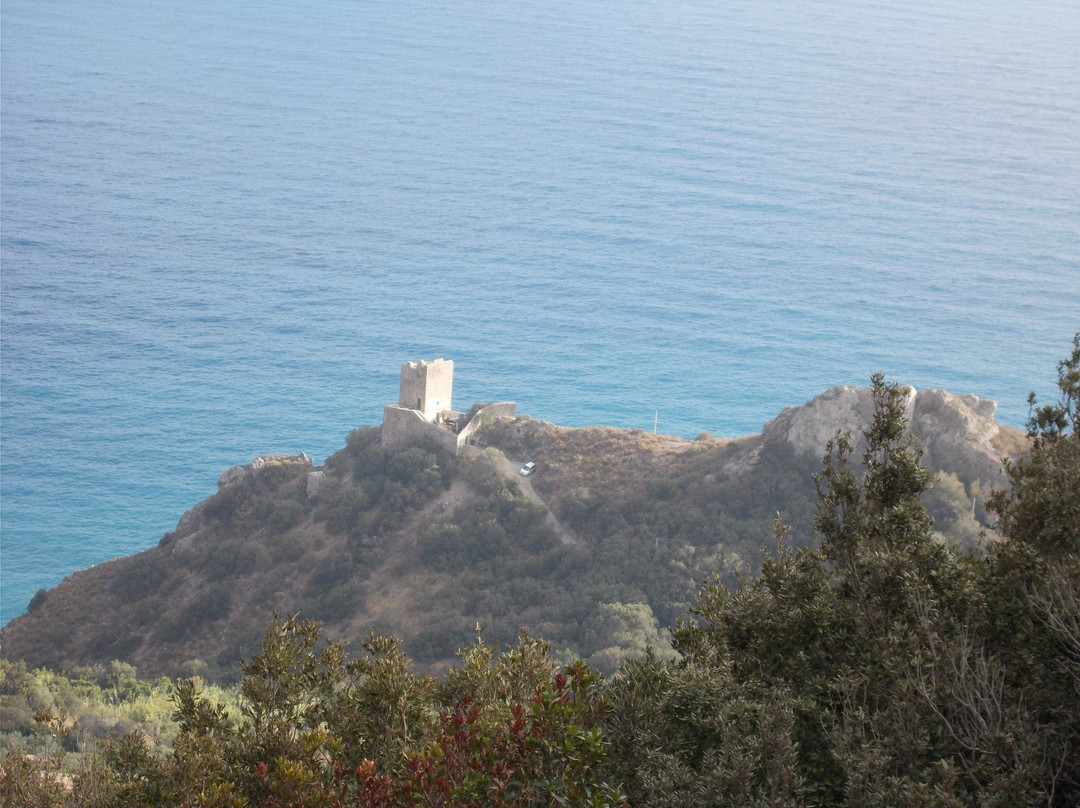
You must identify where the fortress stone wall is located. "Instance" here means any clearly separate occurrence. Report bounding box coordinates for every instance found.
[455,401,518,445]
[381,404,460,454]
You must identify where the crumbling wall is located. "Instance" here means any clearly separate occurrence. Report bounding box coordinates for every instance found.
[456,402,518,446]
[383,402,517,454]
[381,405,459,453]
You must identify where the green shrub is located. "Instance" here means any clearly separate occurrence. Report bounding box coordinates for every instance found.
[112,551,171,603]
[27,588,47,612]
[304,550,356,597]
[178,584,232,629]
[86,629,143,662]
[305,580,366,623]
[269,499,305,535]
[199,536,258,580]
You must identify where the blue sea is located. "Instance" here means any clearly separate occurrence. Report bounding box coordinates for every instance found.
[2,0,1078,627]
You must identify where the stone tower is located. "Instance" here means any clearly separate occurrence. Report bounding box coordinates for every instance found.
[399,358,453,421]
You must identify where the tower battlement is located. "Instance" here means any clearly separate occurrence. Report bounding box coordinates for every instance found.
[398,358,454,421]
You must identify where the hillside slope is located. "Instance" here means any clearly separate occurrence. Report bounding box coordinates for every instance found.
[0,384,1025,678]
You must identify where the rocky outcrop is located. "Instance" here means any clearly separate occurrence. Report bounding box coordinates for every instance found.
[911,390,1008,487]
[761,384,1015,487]
[307,470,326,499]
[762,385,916,458]
[216,465,252,490]
[170,453,317,552]
[218,453,313,490]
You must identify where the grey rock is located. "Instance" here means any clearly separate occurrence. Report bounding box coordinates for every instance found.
[250,453,313,470]
[218,465,252,490]
[759,383,1009,488]
[173,503,206,537]
[219,453,314,490]
[307,470,326,499]
[762,384,916,459]
[911,389,1007,486]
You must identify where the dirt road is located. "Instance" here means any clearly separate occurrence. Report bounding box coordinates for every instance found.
[503,458,580,546]
[459,446,579,546]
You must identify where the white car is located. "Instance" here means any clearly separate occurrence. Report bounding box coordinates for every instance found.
[519,461,536,477]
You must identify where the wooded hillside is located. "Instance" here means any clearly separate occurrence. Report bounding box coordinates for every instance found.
[2,378,1024,679]
[2,336,1078,807]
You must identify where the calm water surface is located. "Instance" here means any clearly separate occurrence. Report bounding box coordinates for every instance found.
[2,0,1078,624]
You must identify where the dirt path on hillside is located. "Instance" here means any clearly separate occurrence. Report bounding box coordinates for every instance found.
[460,447,579,546]
[499,458,580,547]
[460,445,583,546]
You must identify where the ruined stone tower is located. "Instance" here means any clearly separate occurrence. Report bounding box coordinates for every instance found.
[382,359,515,453]
[398,358,453,421]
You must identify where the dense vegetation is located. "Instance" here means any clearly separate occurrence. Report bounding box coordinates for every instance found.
[3,336,1078,806]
